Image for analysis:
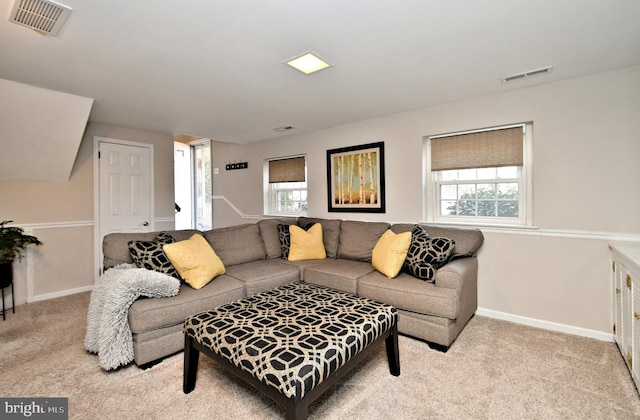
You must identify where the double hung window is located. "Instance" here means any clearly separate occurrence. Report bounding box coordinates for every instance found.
[266,156,307,215]
[426,123,532,226]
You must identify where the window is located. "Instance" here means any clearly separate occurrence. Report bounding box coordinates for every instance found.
[265,156,307,215]
[425,123,532,226]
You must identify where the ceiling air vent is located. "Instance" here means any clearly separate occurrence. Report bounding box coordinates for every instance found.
[9,0,72,37]
[501,66,553,84]
[273,125,297,132]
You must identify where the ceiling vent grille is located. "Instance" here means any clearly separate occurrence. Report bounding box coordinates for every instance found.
[9,0,72,37]
[501,66,553,84]
[273,125,297,132]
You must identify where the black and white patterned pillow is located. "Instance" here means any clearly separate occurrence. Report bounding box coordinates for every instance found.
[277,223,314,259]
[128,231,180,278]
[403,225,455,282]
[277,224,293,259]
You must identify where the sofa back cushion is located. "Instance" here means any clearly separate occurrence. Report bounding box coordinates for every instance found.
[258,218,298,259]
[337,220,390,262]
[103,229,200,270]
[391,223,484,259]
[204,223,266,266]
[298,217,341,258]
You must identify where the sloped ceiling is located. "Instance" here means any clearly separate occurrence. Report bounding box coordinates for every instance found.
[0,78,93,181]
[0,1,639,180]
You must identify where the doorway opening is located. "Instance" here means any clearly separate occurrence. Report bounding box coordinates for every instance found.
[174,136,212,231]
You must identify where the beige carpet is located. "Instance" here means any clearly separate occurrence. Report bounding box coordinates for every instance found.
[1,292,639,419]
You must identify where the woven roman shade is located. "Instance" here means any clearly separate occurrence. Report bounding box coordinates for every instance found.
[269,156,306,183]
[430,126,523,171]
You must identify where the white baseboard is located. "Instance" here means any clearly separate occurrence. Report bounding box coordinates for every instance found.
[476,307,614,342]
[31,285,94,303]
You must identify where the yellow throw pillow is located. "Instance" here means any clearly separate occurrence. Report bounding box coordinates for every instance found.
[163,234,225,289]
[288,223,327,261]
[372,230,412,279]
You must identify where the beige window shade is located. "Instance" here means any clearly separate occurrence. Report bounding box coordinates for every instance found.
[430,126,523,171]
[269,156,306,183]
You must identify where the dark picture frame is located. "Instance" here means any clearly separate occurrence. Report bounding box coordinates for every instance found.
[326,142,385,213]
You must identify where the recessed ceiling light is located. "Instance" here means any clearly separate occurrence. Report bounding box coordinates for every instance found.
[284,51,333,75]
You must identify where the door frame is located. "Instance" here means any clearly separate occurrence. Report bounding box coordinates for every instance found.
[93,136,155,282]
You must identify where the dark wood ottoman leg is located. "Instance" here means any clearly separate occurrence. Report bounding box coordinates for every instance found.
[385,323,400,376]
[285,399,307,420]
[183,335,200,394]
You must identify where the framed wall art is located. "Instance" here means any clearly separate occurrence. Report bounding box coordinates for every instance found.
[326,141,385,213]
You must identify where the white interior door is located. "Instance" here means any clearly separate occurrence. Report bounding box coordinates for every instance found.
[94,138,154,276]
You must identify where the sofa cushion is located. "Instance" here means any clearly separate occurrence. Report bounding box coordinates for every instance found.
[104,232,160,268]
[298,217,342,258]
[402,225,455,282]
[288,224,326,261]
[103,229,201,269]
[337,220,390,262]
[128,275,246,333]
[204,223,266,266]
[357,271,460,319]
[224,260,300,295]
[128,231,180,279]
[258,218,298,259]
[277,222,313,259]
[163,234,226,289]
[391,223,483,260]
[372,230,411,279]
[304,259,374,295]
[277,259,326,280]
[277,224,293,258]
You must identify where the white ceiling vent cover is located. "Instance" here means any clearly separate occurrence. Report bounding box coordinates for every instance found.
[501,66,553,84]
[9,0,72,37]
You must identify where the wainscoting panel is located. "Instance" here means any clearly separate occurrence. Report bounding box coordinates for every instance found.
[28,224,95,303]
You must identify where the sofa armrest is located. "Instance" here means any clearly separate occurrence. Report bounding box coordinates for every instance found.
[434,257,478,292]
[435,257,479,325]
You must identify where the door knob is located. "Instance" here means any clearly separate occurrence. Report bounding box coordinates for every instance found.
[143,221,149,226]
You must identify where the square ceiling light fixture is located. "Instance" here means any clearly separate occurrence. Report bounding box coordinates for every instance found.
[285,51,333,75]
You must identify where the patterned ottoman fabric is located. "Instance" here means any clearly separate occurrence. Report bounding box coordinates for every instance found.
[184,282,397,401]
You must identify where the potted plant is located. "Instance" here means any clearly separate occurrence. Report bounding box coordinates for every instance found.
[0,220,43,289]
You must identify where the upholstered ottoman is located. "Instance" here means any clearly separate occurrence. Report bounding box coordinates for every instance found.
[183,282,400,420]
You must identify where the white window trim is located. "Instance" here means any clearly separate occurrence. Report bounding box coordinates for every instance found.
[423,123,533,227]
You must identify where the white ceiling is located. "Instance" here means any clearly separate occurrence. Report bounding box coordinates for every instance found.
[1,0,639,146]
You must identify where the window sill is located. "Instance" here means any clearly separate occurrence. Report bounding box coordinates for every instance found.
[421,220,539,232]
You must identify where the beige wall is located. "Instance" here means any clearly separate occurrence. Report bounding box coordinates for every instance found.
[211,66,640,338]
[0,122,175,305]
[2,66,638,339]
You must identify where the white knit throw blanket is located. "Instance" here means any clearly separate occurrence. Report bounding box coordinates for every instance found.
[84,264,180,370]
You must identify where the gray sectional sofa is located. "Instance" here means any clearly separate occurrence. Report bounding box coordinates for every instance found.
[101,217,484,367]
